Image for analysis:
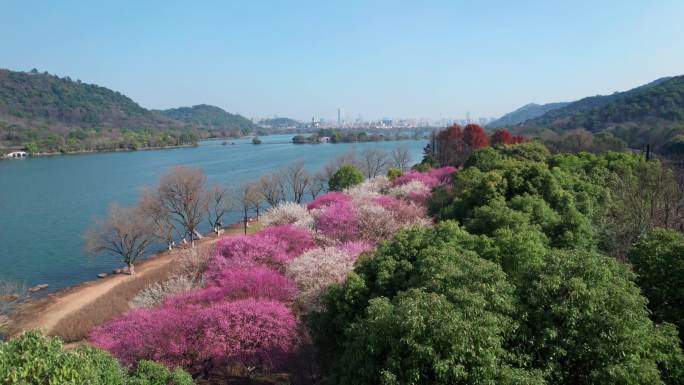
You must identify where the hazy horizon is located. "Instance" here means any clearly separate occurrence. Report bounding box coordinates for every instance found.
[2,0,683,121]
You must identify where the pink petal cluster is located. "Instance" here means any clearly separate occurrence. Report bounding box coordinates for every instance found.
[392,166,457,188]
[168,266,297,307]
[207,224,315,277]
[314,199,360,243]
[306,192,352,210]
[91,298,299,372]
[258,225,317,260]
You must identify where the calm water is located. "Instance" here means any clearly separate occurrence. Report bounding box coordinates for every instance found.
[0,135,426,292]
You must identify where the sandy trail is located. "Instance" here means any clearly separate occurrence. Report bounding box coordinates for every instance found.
[10,224,257,336]
[28,253,175,333]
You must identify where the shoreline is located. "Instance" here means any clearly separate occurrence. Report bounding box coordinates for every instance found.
[4,143,199,159]
[6,221,259,339]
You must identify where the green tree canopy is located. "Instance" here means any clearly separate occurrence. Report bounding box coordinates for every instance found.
[328,164,364,191]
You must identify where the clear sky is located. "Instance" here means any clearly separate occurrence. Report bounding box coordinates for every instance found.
[1,0,683,121]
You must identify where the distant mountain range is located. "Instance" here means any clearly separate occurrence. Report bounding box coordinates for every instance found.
[494,75,684,149]
[0,69,255,153]
[487,102,569,128]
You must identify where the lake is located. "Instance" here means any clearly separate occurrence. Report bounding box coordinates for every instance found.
[0,135,426,292]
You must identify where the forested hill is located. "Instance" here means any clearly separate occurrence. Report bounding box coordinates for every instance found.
[258,117,304,130]
[487,102,569,128]
[513,75,684,148]
[159,104,257,136]
[0,69,175,130]
[0,69,252,154]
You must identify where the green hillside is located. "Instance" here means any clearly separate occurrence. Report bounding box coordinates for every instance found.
[515,76,684,149]
[0,69,202,153]
[258,117,304,130]
[159,104,256,137]
[487,102,569,128]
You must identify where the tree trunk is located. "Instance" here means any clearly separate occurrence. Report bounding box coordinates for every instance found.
[128,263,136,275]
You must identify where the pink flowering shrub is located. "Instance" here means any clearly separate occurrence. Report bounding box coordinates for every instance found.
[207,225,315,278]
[430,166,457,185]
[258,225,316,259]
[91,298,299,373]
[306,192,352,211]
[337,240,375,257]
[207,235,287,277]
[314,200,359,243]
[168,266,297,307]
[392,166,456,188]
[372,195,430,226]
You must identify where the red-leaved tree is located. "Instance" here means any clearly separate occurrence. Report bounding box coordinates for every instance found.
[463,124,490,149]
[491,129,513,145]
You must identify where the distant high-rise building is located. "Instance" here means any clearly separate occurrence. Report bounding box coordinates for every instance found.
[337,108,341,126]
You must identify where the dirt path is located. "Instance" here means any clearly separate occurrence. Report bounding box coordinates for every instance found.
[10,223,260,336]
[27,252,176,333]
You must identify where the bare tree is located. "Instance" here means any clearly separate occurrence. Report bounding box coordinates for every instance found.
[250,182,266,220]
[308,171,327,199]
[158,166,207,246]
[83,203,156,274]
[391,145,412,170]
[258,172,285,206]
[232,182,262,234]
[205,185,232,234]
[1,280,26,323]
[283,160,311,204]
[139,187,176,250]
[360,148,390,178]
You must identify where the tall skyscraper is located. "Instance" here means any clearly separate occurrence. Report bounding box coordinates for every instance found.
[337,108,341,126]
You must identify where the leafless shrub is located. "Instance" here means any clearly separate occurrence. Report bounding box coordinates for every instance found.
[83,203,156,274]
[0,280,26,329]
[129,274,198,309]
[359,148,390,178]
[283,160,311,203]
[158,166,207,246]
[258,172,286,206]
[391,144,412,170]
[205,184,232,234]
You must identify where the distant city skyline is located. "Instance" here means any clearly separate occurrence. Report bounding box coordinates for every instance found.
[1,1,683,121]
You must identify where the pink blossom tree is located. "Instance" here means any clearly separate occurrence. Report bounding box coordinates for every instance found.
[306,192,352,211]
[91,298,300,374]
[169,266,297,307]
[314,200,360,243]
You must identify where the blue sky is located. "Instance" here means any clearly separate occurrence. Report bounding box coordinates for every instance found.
[1,0,683,121]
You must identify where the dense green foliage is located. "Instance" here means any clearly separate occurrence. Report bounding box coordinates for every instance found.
[386,167,403,180]
[312,143,684,385]
[0,69,205,154]
[0,331,194,385]
[487,102,569,128]
[258,117,304,130]
[159,104,256,137]
[328,165,364,191]
[294,129,410,144]
[312,221,684,385]
[515,75,684,150]
[0,69,256,154]
[628,229,684,342]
